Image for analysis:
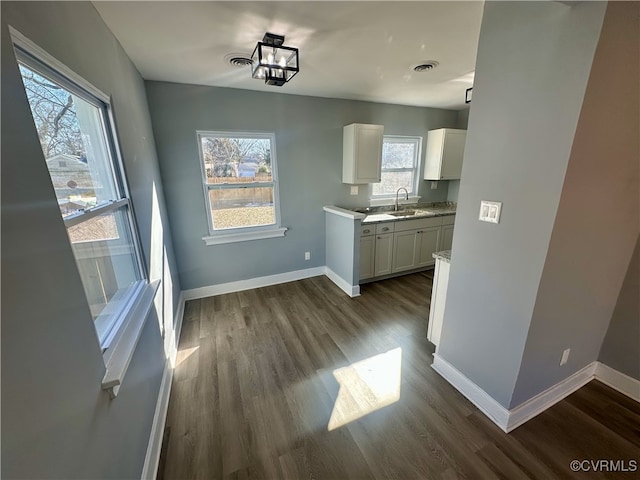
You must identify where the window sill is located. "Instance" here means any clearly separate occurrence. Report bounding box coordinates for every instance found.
[202,227,288,245]
[101,279,160,399]
[369,195,421,207]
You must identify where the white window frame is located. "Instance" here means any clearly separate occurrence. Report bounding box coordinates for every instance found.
[371,135,423,199]
[11,26,159,398]
[197,130,287,245]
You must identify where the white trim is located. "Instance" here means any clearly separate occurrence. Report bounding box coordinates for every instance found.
[183,267,325,300]
[506,362,597,432]
[63,199,128,228]
[202,227,287,245]
[141,292,186,480]
[371,135,423,198]
[102,280,161,398]
[196,130,283,237]
[431,354,511,431]
[140,360,172,480]
[595,362,640,402]
[323,205,366,220]
[9,26,110,103]
[325,267,361,297]
[433,355,640,434]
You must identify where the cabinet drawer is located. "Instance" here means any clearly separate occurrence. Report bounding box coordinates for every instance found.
[394,216,442,232]
[441,214,455,226]
[376,223,394,234]
[360,225,375,236]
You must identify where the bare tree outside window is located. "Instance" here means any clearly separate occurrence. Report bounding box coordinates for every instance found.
[373,136,422,196]
[19,66,84,158]
[17,55,145,346]
[198,133,279,232]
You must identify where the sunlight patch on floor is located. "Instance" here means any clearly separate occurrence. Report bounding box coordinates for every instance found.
[175,346,199,367]
[328,347,402,431]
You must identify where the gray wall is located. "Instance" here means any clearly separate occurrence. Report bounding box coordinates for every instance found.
[145,81,458,290]
[599,235,640,380]
[1,2,180,478]
[325,213,359,286]
[437,1,607,408]
[511,0,639,405]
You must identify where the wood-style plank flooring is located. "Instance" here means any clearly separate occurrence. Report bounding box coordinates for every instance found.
[160,272,640,479]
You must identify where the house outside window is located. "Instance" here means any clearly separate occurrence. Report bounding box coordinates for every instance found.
[16,48,147,349]
[372,136,422,197]
[197,131,286,244]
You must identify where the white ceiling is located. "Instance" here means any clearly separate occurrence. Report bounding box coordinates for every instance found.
[93,1,483,109]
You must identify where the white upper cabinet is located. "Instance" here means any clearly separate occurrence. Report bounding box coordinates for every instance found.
[423,128,466,180]
[343,123,384,184]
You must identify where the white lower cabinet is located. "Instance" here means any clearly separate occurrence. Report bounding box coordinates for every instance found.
[427,257,450,347]
[359,234,375,280]
[359,214,454,281]
[441,224,454,251]
[374,233,394,277]
[416,226,441,268]
[392,230,420,273]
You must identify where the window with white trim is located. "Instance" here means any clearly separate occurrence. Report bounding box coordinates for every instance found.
[16,48,147,350]
[198,131,283,241]
[372,136,422,197]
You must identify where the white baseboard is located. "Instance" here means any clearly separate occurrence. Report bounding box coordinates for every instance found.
[324,267,360,297]
[141,293,185,480]
[595,362,640,402]
[166,292,185,368]
[183,266,326,300]
[432,354,510,431]
[140,360,173,479]
[433,355,639,434]
[506,361,597,432]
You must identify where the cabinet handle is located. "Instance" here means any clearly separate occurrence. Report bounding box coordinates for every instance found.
[363,229,370,234]
[382,227,389,231]
[417,230,423,234]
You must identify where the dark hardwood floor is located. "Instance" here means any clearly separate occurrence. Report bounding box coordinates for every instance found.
[159,272,640,480]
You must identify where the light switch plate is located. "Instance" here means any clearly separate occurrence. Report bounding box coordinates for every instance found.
[479,201,502,224]
[350,185,359,195]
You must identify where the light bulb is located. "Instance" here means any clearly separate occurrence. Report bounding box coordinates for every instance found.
[267,53,274,64]
[279,56,286,67]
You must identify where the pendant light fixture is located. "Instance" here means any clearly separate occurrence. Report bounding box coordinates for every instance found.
[251,32,299,86]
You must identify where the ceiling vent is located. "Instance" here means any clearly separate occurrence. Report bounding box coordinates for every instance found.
[225,53,253,67]
[413,61,440,72]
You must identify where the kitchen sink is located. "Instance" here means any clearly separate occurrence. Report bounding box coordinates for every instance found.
[390,210,418,217]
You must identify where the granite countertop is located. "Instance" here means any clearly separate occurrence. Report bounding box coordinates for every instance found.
[432,250,451,263]
[357,202,457,224]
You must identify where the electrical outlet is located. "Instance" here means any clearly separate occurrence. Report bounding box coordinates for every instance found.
[304,251,311,260]
[431,181,438,190]
[350,185,359,195]
[560,348,570,366]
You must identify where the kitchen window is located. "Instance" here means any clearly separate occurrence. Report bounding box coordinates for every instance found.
[198,131,286,245]
[14,41,151,355]
[372,136,422,197]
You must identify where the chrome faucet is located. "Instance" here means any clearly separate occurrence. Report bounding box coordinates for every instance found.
[395,187,409,211]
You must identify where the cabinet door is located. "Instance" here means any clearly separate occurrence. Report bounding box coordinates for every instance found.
[440,130,466,180]
[441,224,454,251]
[359,235,375,280]
[392,230,419,273]
[354,124,383,183]
[416,226,441,268]
[374,233,394,277]
[427,259,450,347]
